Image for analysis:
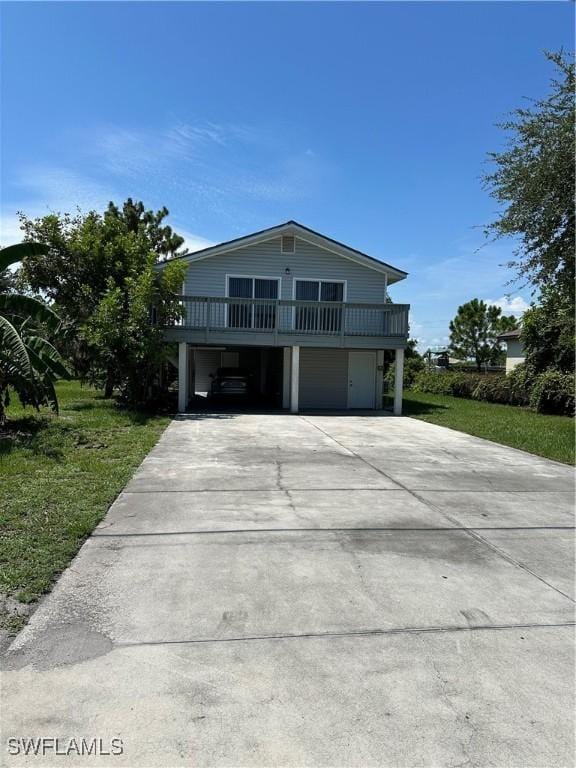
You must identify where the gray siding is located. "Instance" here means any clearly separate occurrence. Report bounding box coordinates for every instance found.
[505,339,525,374]
[300,348,348,409]
[183,236,388,304]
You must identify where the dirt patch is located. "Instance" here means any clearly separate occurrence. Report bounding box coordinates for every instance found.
[0,594,36,654]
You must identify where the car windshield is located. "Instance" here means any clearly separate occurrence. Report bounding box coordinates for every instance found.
[216,368,249,378]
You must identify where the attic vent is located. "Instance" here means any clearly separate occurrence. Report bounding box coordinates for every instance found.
[281,235,295,254]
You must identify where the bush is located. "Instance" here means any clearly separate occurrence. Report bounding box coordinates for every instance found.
[412,365,574,415]
[385,356,426,389]
[507,362,536,392]
[529,370,575,415]
[412,371,482,397]
[470,374,530,406]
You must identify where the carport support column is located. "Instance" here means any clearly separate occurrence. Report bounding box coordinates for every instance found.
[282,347,291,409]
[376,350,385,409]
[290,346,300,413]
[178,342,188,413]
[393,347,404,416]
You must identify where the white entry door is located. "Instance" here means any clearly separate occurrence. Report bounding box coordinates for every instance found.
[193,350,222,397]
[348,351,376,408]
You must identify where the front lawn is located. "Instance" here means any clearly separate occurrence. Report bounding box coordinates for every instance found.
[0,381,170,634]
[403,390,575,465]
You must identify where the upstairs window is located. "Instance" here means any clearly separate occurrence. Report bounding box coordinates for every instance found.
[227,276,279,329]
[295,280,344,302]
[294,280,344,333]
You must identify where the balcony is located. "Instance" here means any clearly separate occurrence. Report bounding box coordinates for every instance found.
[162,295,409,348]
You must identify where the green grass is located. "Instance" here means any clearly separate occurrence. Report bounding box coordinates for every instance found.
[0,381,170,630]
[404,390,575,465]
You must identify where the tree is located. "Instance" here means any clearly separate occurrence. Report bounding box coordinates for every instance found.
[0,243,69,422]
[483,51,575,304]
[405,338,421,359]
[384,338,425,388]
[521,287,574,374]
[83,256,186,405]
[483,51,575,378]
[0,263,16,294]
[17,199,188,396]
[449,299,517,371]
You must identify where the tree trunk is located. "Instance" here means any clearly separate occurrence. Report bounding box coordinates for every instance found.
[104,372,114,398]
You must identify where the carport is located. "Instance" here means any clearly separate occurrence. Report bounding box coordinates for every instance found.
[179,343,397,413]
[188,345,284,408]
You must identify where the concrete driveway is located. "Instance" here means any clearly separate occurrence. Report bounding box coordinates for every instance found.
[2,414,574,767]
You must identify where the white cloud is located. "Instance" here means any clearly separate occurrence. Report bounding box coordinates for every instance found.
[15,165,117,213]
[2,117,329,264]
[3,119,326,254]
[92,120,324,207]
[95,122,231,179]
[485,295,530,315]
[0,213,26,246]
[174,226,215,254]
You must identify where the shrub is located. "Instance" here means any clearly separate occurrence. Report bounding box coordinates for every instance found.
[412,371,482,397]
[450,374,483,398]
[507,362,536,391]
[385,356,426,389]
[529,370,575,415]
[412,365,574,415]
[470,376,510,404]
[470,375,530,406]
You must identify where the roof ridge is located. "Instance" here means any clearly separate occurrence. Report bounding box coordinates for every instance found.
[158,220,408,279]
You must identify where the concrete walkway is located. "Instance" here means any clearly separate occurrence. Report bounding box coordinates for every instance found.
[2,414,574,767]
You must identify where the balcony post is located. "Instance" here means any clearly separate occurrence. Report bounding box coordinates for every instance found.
[393,347,404,416]
[178,342,188,413]
[205,298,211,342]
[290,345,300,413]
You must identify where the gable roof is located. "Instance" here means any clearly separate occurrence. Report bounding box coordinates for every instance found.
[159,220,408,284]
[497,328,522,341]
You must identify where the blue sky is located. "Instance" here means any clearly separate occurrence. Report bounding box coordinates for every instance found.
[1,1,573,349]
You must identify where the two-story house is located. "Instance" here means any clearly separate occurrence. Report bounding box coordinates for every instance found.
[160,221,409,414]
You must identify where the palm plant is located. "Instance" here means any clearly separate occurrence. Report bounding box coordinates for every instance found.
[0,243,69,423]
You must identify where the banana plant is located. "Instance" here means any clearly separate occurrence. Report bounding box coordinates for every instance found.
[0,242,69,423]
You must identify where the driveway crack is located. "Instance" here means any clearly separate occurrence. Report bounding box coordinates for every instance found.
[419,635,481,768]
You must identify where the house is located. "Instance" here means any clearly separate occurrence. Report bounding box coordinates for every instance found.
[430,350,463,369]
[497,328,525,373]
[159,221,409,413]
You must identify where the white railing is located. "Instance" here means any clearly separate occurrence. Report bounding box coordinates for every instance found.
[165,296,409,338]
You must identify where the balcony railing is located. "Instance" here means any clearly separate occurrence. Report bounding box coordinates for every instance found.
[163,295,409,338]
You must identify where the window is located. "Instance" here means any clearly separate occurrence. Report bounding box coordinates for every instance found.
[227,276,279,329]
[294,280,344,332]
[281,235,295,254]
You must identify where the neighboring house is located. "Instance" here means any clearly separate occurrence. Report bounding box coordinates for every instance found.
[431,350,462,368]
[497,328,525,373]
[159,221,409,413]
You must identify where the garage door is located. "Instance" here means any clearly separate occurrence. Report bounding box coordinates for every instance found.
[300,348,348,409]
